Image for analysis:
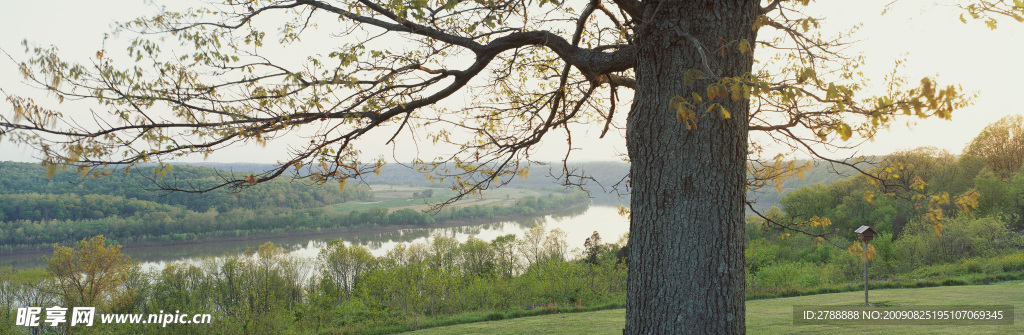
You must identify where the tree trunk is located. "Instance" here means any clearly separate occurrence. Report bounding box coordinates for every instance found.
[625,0,758,333]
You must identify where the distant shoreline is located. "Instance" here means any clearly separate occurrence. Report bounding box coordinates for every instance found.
[0,202,592,257]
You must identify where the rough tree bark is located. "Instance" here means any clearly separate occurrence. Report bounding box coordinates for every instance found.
[626,0,758,333]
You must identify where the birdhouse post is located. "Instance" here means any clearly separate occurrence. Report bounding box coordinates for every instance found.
[855,225,877,306]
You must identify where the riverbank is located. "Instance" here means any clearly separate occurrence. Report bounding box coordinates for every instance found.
[0,202,593,258]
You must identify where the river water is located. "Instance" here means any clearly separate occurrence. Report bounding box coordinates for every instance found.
[2,205,629,271]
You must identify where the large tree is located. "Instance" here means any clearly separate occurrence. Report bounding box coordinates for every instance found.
[963,114,1024,179]
[1,0,972,332]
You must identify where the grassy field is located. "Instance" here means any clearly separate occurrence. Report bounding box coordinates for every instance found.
[408,281,1024,334]
[332,186,548,213]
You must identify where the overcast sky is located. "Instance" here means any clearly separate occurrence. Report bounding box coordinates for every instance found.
[1,0,1022,164]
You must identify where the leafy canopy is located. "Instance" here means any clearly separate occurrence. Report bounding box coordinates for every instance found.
[1,0,970,205]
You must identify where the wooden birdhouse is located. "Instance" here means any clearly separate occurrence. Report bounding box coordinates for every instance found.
[855,225,877,243]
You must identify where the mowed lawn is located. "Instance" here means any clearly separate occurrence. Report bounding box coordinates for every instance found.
[408,281,1024,334]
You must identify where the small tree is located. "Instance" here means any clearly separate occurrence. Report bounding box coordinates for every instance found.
[319,241,376,300]
[583,231,603,264]
[490,234,520,278]
[44,235,135,311]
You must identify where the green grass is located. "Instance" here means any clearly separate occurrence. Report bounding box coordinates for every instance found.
[408,281,1024,334]
[403,309,627,335]
[331,198,424,212]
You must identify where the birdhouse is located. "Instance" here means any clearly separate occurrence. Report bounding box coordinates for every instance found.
[855,225,877,243]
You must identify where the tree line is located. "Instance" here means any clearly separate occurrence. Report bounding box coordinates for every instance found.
[742,115,1024,297]
[779,116,1024,239]
[3,217,1021,334]
[744,214,1024,297]
[0,162,374,213]
[0,230,627,334]
[0,190,590,251]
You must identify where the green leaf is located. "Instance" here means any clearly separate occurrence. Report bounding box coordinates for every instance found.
[837,123,852,141]
[797,68,815,84]
[684,69,703,86]
[738,39,750,54]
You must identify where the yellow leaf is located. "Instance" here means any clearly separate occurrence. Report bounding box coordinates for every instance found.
[704,104,717,115]
[617,205,631,219]
[848,242,876,261]
[338,178,347,193]
[76,166,91,178]
[863,191,875,204]
[676,105,692,122]
[45,164,57,179]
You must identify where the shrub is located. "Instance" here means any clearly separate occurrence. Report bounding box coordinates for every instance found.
[961,258,983,273]
[995,252,1024,272]
[745,238,780,273]
[894,216,1021,265]
[750,261,825,291]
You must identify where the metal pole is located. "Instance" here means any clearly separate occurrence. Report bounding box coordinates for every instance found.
[864,240,869,306]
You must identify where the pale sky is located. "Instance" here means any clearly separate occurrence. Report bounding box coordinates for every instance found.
[0,0,1022,164]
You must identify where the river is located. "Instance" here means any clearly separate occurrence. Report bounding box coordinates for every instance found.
[2,205,629,271]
